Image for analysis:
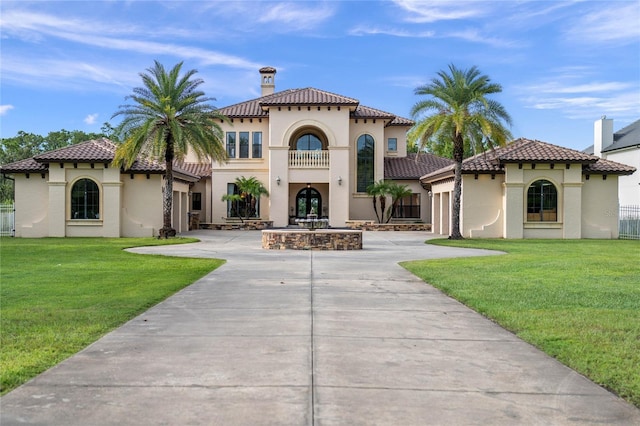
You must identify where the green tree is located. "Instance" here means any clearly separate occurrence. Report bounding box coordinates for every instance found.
[408,64,512,239]
[221,176,269,222]
[385,181,413,223]
[112,61,228,238]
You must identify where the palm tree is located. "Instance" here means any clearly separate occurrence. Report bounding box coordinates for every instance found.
[112,61,228,238]
[366,180,390,224]
[222,176,269,221]
[385,182,413,223]
[408,64,512,239]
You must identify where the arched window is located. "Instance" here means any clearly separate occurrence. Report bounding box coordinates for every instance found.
[527,179,557,222]
[71,178,100,219]
[357,134,375,192]
[296,133,323,151]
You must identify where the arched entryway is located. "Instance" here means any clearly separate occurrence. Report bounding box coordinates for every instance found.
[296,186,322,218]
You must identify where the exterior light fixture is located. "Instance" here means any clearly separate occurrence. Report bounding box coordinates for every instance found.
[276,176,281,185]
[338,176,343,185]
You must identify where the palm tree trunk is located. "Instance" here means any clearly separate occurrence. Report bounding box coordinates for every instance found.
[160,141,176,238]
[450,134,464,239]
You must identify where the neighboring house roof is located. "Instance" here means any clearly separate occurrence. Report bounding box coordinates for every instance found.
[385,153,454,179]
[218,87,414,127]
[0,138,200,181]
[583,118,640,154]
[421,138,636,183]
[603,118,640,153]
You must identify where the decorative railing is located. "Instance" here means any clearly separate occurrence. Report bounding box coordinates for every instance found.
[289,150,329,168]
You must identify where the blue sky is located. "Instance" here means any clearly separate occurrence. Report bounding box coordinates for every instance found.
[1,0,639,151]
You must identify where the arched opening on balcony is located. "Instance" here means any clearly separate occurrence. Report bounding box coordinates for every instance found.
[288,126,330,168]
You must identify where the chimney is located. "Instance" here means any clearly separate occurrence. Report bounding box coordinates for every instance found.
[594,116,613,158]
[259,67,276,96]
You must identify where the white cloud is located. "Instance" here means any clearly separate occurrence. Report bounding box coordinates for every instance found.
[392,0,489,23]
[0,9,262,70]
[565,3,640,45]
[518,75,640,120]
[258,2,335,29]
[0,105,15,116]
[84,113,98,125]
[348,25,434,38]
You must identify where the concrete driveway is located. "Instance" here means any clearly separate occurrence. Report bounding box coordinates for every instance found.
[2,230,639,425]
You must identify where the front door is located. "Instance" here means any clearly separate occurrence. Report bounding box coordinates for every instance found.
[296,187,321,218]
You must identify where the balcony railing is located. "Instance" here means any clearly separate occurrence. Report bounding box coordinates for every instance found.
[289,150,329,168]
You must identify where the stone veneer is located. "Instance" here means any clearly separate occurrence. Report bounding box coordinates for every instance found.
[345,221,432,231]
[262,229,363,250]
[200,220,274,230]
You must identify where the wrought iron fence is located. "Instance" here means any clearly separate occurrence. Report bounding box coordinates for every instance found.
[0,203,15,237]
[619,205,640,240]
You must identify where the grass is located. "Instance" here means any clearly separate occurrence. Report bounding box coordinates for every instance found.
[401,239,640,408]
[0,237,224,395]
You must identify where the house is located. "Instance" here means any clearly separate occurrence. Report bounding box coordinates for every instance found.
[421,138,636,239]
[584,117,640,206]
[2,67,448,237]
[184,67,441,229]
[0,138,202,237]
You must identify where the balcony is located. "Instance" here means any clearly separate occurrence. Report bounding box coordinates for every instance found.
[289,150,329,168]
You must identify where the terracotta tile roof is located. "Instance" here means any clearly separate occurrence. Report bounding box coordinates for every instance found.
[218,87,413,126]
[0,157,47,174]
[385,153,454,179]
[260,87,359,107]
[1,138,201,179]
[388,116,414,126]
[421,138,635,182]
[34,138,118,163]
[583,158,636,175]
[176,161,211,178]
[497,138,596,163]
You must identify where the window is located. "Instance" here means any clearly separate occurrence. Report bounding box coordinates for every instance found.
[239,132,249,158]
[252,132,262,158]
[296,133,323,151]
[71,178,100,219]
[387,138,397,152]
[527,179,557,221]
[392,193,420,218]
[191,192,202,211]
[357,134,375,192]
[226,132,236,158]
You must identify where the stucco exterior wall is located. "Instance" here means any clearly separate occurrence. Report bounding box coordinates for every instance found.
[13,174,49,238]
[463,174,504,238]
[121,174,163,237]
[582,175,620,238]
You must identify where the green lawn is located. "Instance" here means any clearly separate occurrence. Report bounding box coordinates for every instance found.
[401,239,640,408]
[0,237,224,395]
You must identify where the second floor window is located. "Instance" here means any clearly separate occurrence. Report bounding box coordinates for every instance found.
[387,138,397,152]
[226,132,236,158]
[357,134,375,192]
[253,132,262,158]
[296,133,323,150]
[239,132,249,158]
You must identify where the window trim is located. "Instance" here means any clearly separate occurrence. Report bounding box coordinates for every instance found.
[526,179,558,222]
[70,177,101,220]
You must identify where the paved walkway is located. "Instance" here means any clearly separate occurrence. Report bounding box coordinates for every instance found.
[2,231,639,425]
